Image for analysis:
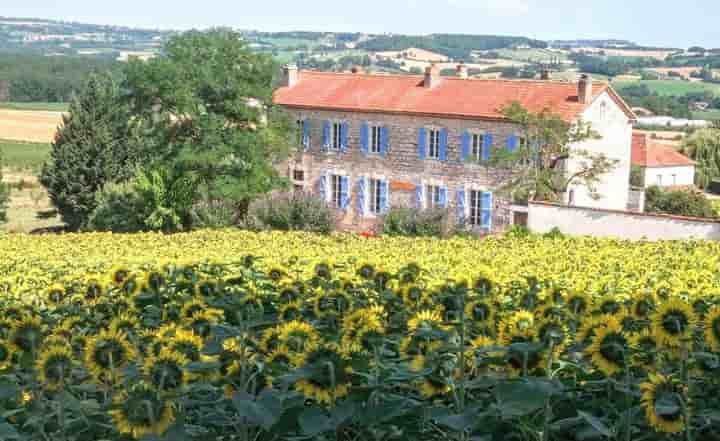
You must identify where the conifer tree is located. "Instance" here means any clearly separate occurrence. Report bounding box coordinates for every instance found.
[0,150,9,224]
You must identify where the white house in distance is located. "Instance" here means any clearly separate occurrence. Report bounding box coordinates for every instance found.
[631,132,696,187]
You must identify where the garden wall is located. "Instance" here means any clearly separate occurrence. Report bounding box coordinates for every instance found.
[528,201,720,241]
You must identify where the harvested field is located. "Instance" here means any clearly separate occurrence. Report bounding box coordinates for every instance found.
[0,109,63,143]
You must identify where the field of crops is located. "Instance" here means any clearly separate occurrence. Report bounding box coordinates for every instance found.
[0,109,63,143]
[612,79,720,97]
[1,230,720,440]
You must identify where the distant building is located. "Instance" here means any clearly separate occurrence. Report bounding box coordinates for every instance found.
[636,116,712,128]
[631,132,695,187]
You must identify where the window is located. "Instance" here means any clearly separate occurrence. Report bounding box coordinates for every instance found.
[296,120,306,147]
[472,133,484,161]
[657,175,663,186]
[369,178,383,214]
[568,189,575,206]
[293,169,305,181]
[371,126,382,154]
[469,190,482,226]
[599,102,608,121]
[294,184,304,193]
[331,122,343,150]
[672,174,677,185]
[428,129,440,159]
[426,185,442,209]
[331,174,343,208]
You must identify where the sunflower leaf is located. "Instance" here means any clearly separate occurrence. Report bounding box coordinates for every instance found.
[577,411,613,437]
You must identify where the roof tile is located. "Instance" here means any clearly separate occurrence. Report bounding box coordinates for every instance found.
[631,132,695,167]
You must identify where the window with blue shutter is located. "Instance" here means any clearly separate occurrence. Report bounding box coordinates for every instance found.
[380,126,389,156]
[302,120,311,150]
[357,177,366,216]
[439,128,448,161]
[340,122,349,152]
[418,128,426,159]
[319,174,328,203]
[507,134,518,152]
[481,191,493,230]
[322,121,331,151]
[415,184,424,209]
[379,180,389,213]
[482,133,493,161]
[461,131,471,162]
[340,175,350,209]
[360,122,369,155]
[456,189,466,224]
[439,186,448,208]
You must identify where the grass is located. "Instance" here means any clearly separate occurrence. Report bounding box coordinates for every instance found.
[0,139,51,172]
[611,79,720,96]
[0,102,69,112]
[2,186,62,234]
[693,109,720,121]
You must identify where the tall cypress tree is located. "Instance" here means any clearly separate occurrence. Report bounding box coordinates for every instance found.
[40,72,146,231]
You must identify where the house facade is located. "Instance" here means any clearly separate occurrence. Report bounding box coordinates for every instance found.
[631,132,696,188]
[273,65,635,232]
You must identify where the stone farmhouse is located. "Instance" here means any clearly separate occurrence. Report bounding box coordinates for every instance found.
[273,64,636,232]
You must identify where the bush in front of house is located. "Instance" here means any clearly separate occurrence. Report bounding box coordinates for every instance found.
[645,185,716,219]
[245,192,336,234]
[380,207,455,237]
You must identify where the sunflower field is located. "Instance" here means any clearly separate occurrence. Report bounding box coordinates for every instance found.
[1,230,720,440]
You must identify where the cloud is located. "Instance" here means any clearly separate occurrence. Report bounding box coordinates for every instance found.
[446,0,531,16]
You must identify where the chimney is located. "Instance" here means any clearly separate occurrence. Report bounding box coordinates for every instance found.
[282,64,299,88]
[424,63,441,88]
[351,65,364,74]
[578,74,593,104]
[456,62,468,79]
[540,68,551,80]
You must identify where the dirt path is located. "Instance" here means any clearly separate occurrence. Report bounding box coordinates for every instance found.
[0,109,64,143]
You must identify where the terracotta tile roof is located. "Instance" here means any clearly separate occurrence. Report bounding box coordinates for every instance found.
[631,132,695,167]
[273,71,634,122]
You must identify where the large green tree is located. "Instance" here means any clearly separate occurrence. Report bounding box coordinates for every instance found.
[123,29,292,215]
[678,128,720,189]
[40,72,146,230]
[494,103,617,203]
[0,150,9,224]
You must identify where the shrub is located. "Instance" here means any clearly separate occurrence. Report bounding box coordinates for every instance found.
[87,182,147,233]
[245,192,335,234]
[645,185,716,218]
[380,207,453,237]
[190,199,239,229]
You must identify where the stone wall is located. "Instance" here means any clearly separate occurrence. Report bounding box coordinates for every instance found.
[284,108,520,232]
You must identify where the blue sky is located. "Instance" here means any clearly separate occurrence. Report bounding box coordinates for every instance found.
[3,0,719,48]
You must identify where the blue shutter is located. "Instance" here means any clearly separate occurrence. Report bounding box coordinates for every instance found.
[507,134,518,152]
[418,128,426,160]
[360,122,369,155]
[340,176,350,209]
[439,128,448,161]
[322,121,331,150]
[319,174,328,203]
[340,122,349,152]
[439,187,448,208]
[456,189,466,224]
[482,133,493,161]
[415,184,424,209]
[380,126,389,156]
[481,191,493,230]
[379,180,389,213]
[357,177,366,217]
[461,131,471,162]
[302,120,311,150]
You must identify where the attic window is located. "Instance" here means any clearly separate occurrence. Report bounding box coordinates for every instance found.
[600,101,608,121]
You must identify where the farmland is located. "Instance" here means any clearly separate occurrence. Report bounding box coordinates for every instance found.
[0,231,718,439]
[0,108,63,143]
[612,79,720,96]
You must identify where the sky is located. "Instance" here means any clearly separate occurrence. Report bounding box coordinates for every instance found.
[3,0,720,48]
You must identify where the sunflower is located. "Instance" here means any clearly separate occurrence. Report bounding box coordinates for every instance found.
[0,339,14,370]
[538,319,570,356]
[464,300,493,326]
[356,261,376,280]
[45,284,67,305]
[576,315,607,346]
[166,329,204,362]
[629,329,659,368]
[196,278,221,297]
[587,318,630,376]
[632,292,657,320]
[652,298,697,348]
[36,345,73,391]
[185,308,223,338]
[279,301,304,321]
[565,292,593,317]
[313,290,352,318]
[179,299,207,321]
[110,266,131,288]
[80,277,106,305]
[498,310,535,345]
[294,343,353,405]
[703,306,720,352]
[84,329,137,382]
[640,373,686,434]
[109,313,139,335]
[503,329,546,376]
[409,351,454,399]
[110,383,175,439]
[10,315,44,353]
[142,270,166,292]
[407,310,448,334]
[400,284,429,308]
[0,319,14,339]
[144,349,189,392]
[340,307,385,354]
[276,320,321,354]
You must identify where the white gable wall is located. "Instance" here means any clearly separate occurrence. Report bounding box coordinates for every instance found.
[566,91,633,210]
[643,165,695,187]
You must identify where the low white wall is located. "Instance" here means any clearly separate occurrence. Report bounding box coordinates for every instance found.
[643,165,695,187]
[528,202,720,241]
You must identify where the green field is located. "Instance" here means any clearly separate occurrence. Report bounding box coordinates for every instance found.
[495,48,568,63]
[612,79,720,96]
[0,102,69,112]
[0,139,51,171]
[693,109,720,121]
